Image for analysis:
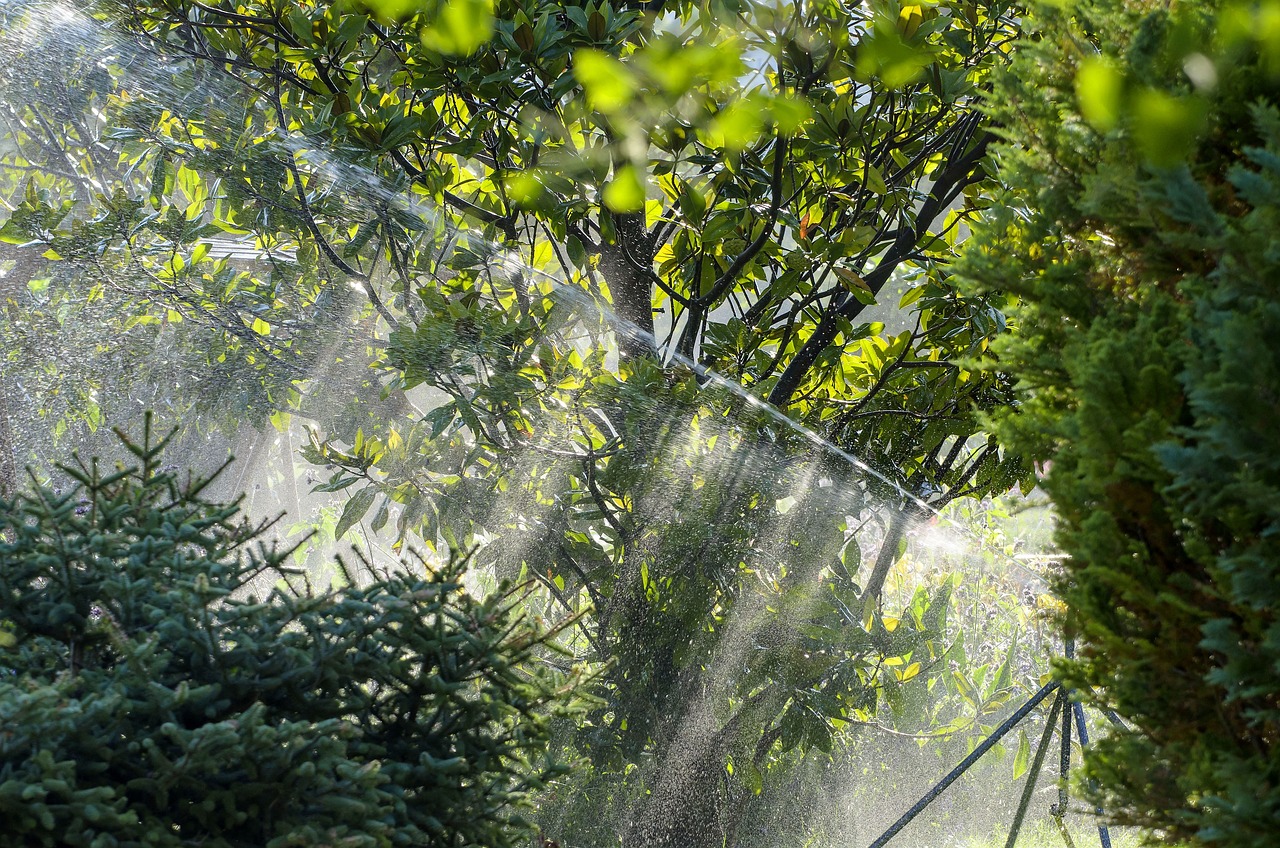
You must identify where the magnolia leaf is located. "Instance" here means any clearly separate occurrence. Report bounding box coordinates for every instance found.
[574,49,636,114]
[370,501,390,533]
[1013,729,1031,780]
[857,18,934,89]
[505,170,545,206]
[603,165,646,212]
[706,99,768,152]
[421,0,494,56]
[336,487,377,539]
[836,268,877,305]
[898,4,925,38]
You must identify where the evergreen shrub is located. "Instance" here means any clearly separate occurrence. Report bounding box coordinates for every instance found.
[963,1,1280,844]
[0,420,578,847]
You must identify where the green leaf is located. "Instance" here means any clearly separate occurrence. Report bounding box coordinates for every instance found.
[706,99,768,152]
[836,268,877,305]
[1013,729,1030,780]
[676,178,707,223]
[371,501,390,533]
[856,18,934,89]
[992,634,1017,694]
[603,165,646,213]
[336,487,377,539]
[1076,57,1124,132]
[505,170,545,206]
[1131,88,1208,168]
[861,162,888,195]
[574,49,636,114]
[899,285,925,309]
[421,0,495,56]
[364,0,422,22]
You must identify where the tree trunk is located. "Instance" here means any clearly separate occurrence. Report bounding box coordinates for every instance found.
[862,510,906,605]
[0,372,16,499]
[623,704,728,848]
[598,211,655,360]
[0,243,48,498]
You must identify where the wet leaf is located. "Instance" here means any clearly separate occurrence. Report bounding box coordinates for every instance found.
[336,486,377,539]
[1013,729,1030,779]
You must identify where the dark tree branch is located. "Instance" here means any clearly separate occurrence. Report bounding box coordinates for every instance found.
[767,123,993,407]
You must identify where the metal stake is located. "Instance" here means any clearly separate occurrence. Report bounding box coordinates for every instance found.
[1004,689,1065,848]
[864,681,1060,848]
[1073,700,1113,848]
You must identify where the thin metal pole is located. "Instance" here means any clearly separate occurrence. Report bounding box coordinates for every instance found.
[865,681,1061,848]
[1072,701,1113,848]
[1004,690,1065,848]
[1056,638,1074,820]
[1056,684,1072,817]
[1100,707,1128,730]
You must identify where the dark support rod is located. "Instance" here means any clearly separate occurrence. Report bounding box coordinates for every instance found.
[865,681,1061,848]
[1101,708,1129,731]
[1056,637,1074,819]
[1072,701,1113,848]
[1004,690,1065,848]
[1057,684,1072,817]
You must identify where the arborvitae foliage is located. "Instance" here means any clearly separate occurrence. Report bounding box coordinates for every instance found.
[0,419,579,847]
[961,1,1280,844]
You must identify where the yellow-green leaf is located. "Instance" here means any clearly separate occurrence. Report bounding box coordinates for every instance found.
[574,49,636,114]
[421,0,494,56]
[1013,729,1030,779]
[1131,88,1208,168]
[1076,57,1124,132]
[603,164,646,212]
[861,162,888,195]
[706,99,767,152]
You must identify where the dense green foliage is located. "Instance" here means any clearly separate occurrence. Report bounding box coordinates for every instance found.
[0,3,1047,844]
[0,422,578,847]
[963,0,1280,843]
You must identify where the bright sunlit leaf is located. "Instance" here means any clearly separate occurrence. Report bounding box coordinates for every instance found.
[505,169,545,206]
[769,95,813,134]
[364,0,423,23]
[898,4,925,38]
[574,49,636,114]
[1076,57,1124,132]
[706,99,767,152]
[603,164,646,212]
[421,0,494,56]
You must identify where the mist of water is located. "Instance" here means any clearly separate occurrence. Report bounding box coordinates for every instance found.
[0,3,1094,846]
